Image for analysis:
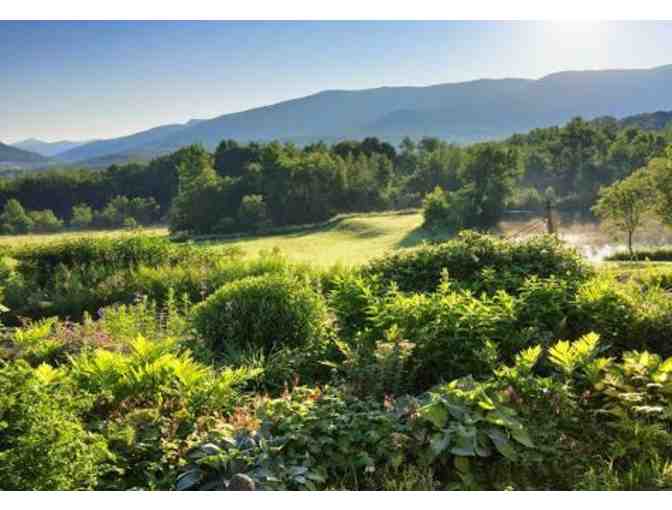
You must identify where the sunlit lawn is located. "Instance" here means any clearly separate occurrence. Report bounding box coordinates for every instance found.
[204,211,438,267]
[2,212,671,269]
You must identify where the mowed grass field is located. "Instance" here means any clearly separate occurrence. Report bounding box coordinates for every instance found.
[203,210,443,266]
[2,210,671,267]
[0,212,436,267]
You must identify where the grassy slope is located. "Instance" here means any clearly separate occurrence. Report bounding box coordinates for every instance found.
[203,211,444,266]
[1,211,670,268]
[0,212,439,267]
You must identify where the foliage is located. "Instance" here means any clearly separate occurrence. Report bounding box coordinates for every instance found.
[95,195,161,228]
[70,203,94,229]
[606,246,672,261]
[12,234,200,284]
[0,361,110,490]
[364,231,592,294]
[191,274,328,355]
[237,194,270,231]
[571,274,672,356]
[592,168,656,254]
[68,336,259,413]
[421,186,472,232]
[0,198,33,234]
[29,209,64,233]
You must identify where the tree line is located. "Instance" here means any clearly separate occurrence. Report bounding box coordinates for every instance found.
[0,118,669,236]
[0,195,161,235]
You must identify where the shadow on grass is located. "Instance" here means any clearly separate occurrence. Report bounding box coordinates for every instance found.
[395,225,454,249]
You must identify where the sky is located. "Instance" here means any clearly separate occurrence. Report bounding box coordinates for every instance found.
[3,20,672,143]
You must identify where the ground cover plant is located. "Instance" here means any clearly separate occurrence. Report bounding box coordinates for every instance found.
[1,232,672,490]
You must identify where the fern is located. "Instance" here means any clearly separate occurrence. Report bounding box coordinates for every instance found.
[548,332,600,376]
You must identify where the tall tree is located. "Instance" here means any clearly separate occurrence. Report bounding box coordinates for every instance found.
[592,168,655,255]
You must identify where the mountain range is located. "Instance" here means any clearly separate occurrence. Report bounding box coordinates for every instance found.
[0,142,49,167]
[6,64,672,168]
[11,138,91,157]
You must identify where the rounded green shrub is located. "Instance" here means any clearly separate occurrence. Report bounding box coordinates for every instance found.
[192,274,328,353]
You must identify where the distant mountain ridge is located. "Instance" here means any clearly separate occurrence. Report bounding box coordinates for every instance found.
[0,142,49,166]
[617,110,672,131]
[22,64,672,165]
[12,138,90,157]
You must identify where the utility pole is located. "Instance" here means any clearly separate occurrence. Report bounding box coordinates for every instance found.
[544,186,557,236]
[545,197,555,235]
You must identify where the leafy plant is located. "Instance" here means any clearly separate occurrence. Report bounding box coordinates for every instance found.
[0,361,110,490]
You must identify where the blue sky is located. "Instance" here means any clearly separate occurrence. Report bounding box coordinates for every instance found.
[3,20,672,143]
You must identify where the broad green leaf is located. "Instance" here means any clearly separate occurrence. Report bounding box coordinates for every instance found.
[430,432,451,456]
[454,456,470,474]
[487,428,516,460]
[510,427,534,448]
[419,402,449,429]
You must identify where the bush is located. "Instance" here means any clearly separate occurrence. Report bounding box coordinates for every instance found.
[421,186,472,231]
[0,199,33,234]
[606,246,672,261]
[367,283,522,390]
[68,336,259,412]
[192,274,328,354]
[29,209,64,233]
[0,361,110,490]
[571,275,672,356]
[12,235,198,284]
[94,195,161,228]
[70,203,94,229]
[364,231,592,294]
[238,194,270,231]
[2,245,281,323]
[328,272,380,338]
[179,378,535,491]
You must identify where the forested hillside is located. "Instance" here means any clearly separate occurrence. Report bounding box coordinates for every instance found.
[0,114,670,237]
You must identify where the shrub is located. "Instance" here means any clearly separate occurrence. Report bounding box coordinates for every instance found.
[2,245,279,323]
[179,378,535,491]
[12,235,199,284]
[29,209,64,233]
[422,186,475,232]
[192,274,328,354]
[68,336,259,412]
[0,199,33,234]
[422,186,451,229]
[571,275,672,356]
[70,203,94,229]
[238,194,270,231]
[328,272,380,338]
[364,231,592,295]
[606,246,672,261]
[514,276,572,337]
[324,327,417,399]
[367,283,522,390]
[0,361,110,490]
